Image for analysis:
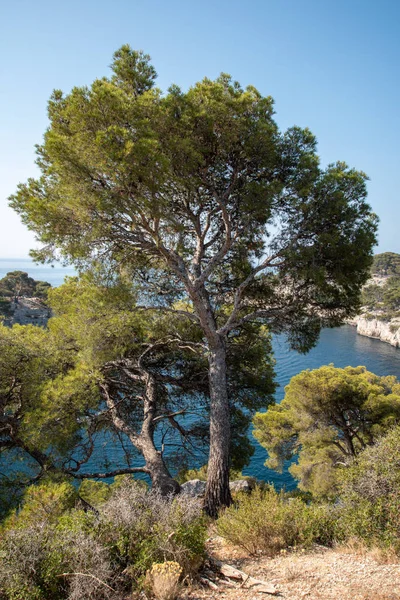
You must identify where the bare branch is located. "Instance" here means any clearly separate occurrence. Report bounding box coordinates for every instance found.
[135,305,200,324]
[66,466,149,479]
[57,572,116,592]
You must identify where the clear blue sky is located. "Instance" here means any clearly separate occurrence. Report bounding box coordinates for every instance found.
[1,0,399,256]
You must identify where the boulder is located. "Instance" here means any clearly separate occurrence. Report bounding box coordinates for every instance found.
[180,479,206,497]
[229,479,251,493]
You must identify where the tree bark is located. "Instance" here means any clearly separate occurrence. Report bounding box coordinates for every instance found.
[102,371,180,497]
[136,371,180,496]
[136,439,180,496]
[203,340,232,517]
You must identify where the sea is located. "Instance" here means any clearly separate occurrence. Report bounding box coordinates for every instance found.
[1,258,399,489]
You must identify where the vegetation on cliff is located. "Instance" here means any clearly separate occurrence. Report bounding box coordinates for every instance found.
[361,252,400,319]
[371,252,400,277]
[0,271,51,322]
[0,271,50,299]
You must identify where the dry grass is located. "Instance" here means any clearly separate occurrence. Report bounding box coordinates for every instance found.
[336,538,399,565]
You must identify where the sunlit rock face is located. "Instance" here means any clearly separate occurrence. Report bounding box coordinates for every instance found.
[3,297,51,327]
[348,315,400,348]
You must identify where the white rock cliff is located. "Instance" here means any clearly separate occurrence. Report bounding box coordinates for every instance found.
[347,315,400,348]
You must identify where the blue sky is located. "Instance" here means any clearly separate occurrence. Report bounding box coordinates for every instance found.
[1,0,399,256]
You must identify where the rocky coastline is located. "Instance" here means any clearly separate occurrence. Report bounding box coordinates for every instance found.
[347,314,400,348]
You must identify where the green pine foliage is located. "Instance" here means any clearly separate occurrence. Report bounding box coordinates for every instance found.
[9,45,378,513]
[0,271,51,299]
[253,365,400,497]
[371,252,400,277]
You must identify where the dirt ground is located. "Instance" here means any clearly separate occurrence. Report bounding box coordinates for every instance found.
[183,535,400,600]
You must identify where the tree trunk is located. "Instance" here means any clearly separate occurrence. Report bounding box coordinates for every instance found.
[136,436,181,496]
[102,372,180,497]
[137,371,180,496]
[203,340,232,517]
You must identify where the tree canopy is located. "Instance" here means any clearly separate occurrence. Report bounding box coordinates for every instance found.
[0,271,51,299]
[0,274,275,501]
[253,365,400,497]
[371,252,400,277]
[9,46,378,515]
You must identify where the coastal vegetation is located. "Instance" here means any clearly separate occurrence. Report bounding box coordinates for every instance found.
[253,365,400,497]
[1,423,400,599]
[0,271,50,300]
[9,45,378,515]
[4,44,400,599]
[371,251,400,277]
[0,478,207,599]
[361,252,400,318]
[0,271,51,320]
[2,273,400,599]
[0,273,275,512]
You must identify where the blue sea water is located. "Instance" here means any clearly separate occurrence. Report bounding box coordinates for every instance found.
[245,326,400,487]
[0,258,75,287]
[1,259,399,488]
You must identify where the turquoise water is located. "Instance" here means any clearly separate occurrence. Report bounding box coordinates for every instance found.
[1,259,399,487]
[245,325,400,486]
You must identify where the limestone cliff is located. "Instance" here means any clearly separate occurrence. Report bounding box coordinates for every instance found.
[2,297,51,327]
[347,315,400,348]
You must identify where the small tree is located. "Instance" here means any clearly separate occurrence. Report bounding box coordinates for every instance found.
[10,46,378,515]
[253,365,400,497]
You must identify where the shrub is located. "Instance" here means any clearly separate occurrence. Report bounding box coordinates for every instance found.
[217,486,337,555]
[0,508,112,600]
[147,561,182,600]
[0,479,206,599]
[98,478,206,580]
[0,524,48,600]
[78,479,112,507]
[43,528,113,600]
[337,426,400,550]
[2,480,77,532]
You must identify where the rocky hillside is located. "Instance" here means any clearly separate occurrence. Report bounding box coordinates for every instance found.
[347,253,400,348]
[348,314,400,348]
[0,271,52,327]
[1,297,51,327]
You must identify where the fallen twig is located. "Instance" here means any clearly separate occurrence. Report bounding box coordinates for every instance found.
[57,572,116,592]
[200,576,219,590]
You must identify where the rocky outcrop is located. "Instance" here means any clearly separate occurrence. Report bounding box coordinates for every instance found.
[228,479,252,494]
[347,315,400,348]
[2,297,51,327]
[180,479,206,497]
[180,478,253,498]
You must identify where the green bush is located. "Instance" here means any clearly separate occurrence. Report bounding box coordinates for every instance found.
[2,480,77,532]
[337,426,400,550]
[78,479,112,507]
[0,479,206,599]
[98,478,207,581]
[217,486,337,555]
